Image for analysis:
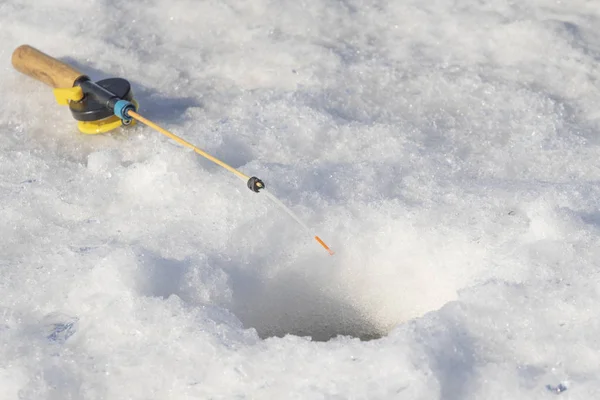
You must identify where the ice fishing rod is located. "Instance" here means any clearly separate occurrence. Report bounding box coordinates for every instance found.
[11,45,334,255]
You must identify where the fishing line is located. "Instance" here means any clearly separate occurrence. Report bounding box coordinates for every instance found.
[262,189,335,255]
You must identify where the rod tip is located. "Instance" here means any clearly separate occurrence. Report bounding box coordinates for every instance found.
[315,235,335,255]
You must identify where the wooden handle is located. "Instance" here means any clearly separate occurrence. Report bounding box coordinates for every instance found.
[11,45,84,88]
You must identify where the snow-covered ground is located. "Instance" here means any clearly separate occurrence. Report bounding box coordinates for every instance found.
[2,0,600,398]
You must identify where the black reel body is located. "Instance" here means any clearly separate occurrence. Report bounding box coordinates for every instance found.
[69,78,134,121]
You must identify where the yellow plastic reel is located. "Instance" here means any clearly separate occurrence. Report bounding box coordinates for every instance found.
[76,115,136,134]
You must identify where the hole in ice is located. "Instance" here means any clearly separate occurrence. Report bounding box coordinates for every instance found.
[224,232,469,342]
[229,269,390,342]
[226,246,468,342]
[137,240,464,343]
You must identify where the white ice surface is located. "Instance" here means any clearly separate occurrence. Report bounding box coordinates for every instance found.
[2,0,600,398]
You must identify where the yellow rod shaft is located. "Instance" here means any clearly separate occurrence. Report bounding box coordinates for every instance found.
[128,110,250,181]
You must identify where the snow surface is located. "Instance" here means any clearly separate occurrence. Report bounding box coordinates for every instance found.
[2,0,600,398]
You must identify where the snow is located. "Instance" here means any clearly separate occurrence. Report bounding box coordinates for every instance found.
[1,0,600,398]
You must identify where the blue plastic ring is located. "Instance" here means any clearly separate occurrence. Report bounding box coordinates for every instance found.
[114,100,135,121]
